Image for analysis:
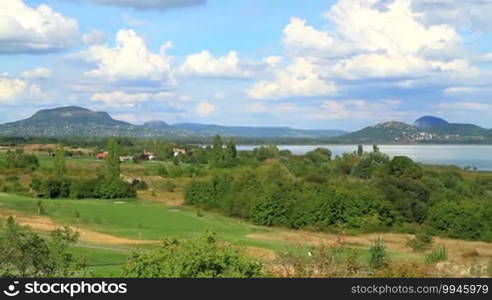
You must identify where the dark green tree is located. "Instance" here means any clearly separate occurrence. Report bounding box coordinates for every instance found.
[357,145,364,156]
[103,138,121,180]
[225,139,237,160]
[212,135,224,166]
[53,145,67,178]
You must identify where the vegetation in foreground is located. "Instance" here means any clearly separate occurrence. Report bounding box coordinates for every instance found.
[0,136,491,277]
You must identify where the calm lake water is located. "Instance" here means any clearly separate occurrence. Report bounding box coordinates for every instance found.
[237,145,492,171]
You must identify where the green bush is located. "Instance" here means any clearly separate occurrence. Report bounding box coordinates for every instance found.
[6,150,39,171]
[425,246,448,264]
[0,217,86,277]
[123,232,264,278]
[31,178,71,199]
[369,238,387,269]
[70,179,98,199]
[162,180,177,192]
[184,180,216,206]
[425,201,492,241]
[96,179,136,199]
[5,175,19,182]
[406,232,433,252]
[157,165,169,177]
[389,156,423,179]
[132,179,148,190]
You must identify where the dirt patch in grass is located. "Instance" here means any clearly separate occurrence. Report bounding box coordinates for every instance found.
[138,190,184,206]
[244,246,277,262]
[0,209,157,246]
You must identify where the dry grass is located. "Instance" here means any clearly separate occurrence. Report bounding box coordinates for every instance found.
[248,231,492,266]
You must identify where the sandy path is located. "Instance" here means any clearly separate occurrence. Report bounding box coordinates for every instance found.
[0,210,157,246]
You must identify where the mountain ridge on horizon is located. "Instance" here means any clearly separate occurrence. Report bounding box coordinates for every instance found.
[0,106,490,143]
[0,106,346,139]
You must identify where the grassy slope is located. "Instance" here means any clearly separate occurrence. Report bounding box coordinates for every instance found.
[0,193,420,276]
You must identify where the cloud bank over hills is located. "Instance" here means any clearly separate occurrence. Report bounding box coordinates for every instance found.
[1,0,491,130]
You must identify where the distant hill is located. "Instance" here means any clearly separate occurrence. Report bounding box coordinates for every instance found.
[336,116,492,144]
[336,121,419,143]
[0,106,345,139]
[170,123,346,138]
[414,116,449,128]
[1,107,489,143]
[142,120,171,130]
[0,106,181,138]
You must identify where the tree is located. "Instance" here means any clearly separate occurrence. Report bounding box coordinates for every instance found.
[53,145,67,178]
[96,139,136,199]
[253,145,279,161]
[389,156,423,179]
[306,148,332,164]
[102,138,121,181]
[357,145,364,156]
[373,145,380,153]
[123,231,264,278]
[0,217,86,277]
[212,135,224,166]
[369,238,387,269]
[6,149,39,171]
[225,139,237,160]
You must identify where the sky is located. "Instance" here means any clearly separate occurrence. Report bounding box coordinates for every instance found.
[1,0,492,131]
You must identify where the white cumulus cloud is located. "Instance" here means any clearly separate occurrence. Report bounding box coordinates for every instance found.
[179,51,253,78]
[247,57,337,99]
[0,0,80,53]
[0,77,44,104]
[82,29,174,84]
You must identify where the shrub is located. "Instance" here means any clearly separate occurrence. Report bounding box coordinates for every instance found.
[70,179,98,199]
[425,201,491,241]
[369,238,387,269]
[157,165,169,177]
[305,148,332,164]
[425,246,448,264]
[131,179,148,191]
[184,180,215,206]
[123,231,264,278]
[162,180,177,192]
[6,150,39,171]
[31,178,71,199]
[389,156,423,179]
[0,217,86,277]
[5,175,19,182]
[406,232,433,252]
[96,179,136,199]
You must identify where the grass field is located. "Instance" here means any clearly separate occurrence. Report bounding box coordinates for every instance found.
[0,192,425,276]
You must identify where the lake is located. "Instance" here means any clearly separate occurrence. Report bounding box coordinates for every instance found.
[237,145,492,171]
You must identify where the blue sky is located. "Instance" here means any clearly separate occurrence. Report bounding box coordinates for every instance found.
[1,0,492,131]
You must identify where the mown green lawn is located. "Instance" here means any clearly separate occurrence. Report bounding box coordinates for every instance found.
[0,193,421,276]
[70,244,131,277]
[0,193,279,248]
